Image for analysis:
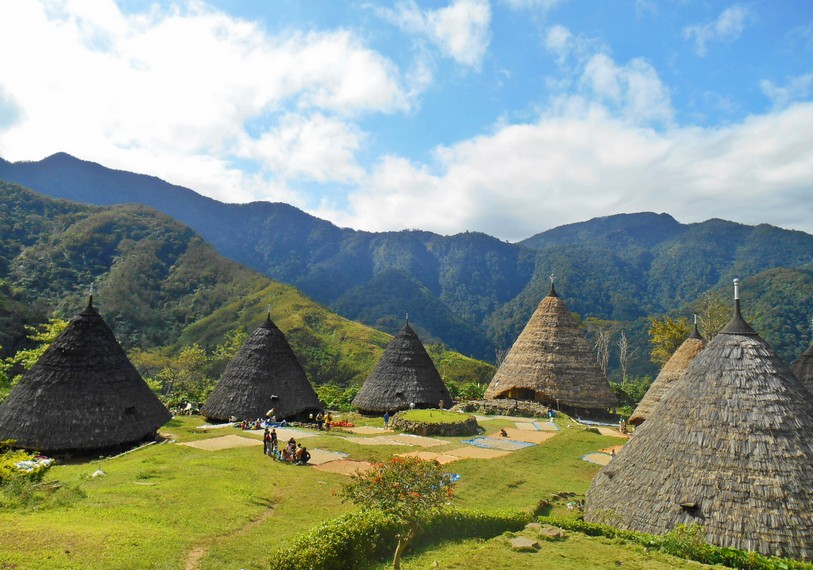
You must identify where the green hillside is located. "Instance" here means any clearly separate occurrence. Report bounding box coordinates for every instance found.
[4,154,813,377]
[0,181,493,392]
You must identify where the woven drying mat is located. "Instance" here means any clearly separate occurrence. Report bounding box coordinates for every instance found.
[181,435,262,451]
[444,446,511,459]
[492,428,556,444]
[306,449,349,465]
[388,434,446,447]
[474,415,542,423]
[596,427,630,438]
[312,460,373,476]
[341,436,407,446]
[582,452,612,466]
[397,451,461,464]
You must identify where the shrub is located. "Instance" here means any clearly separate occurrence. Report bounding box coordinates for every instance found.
[538,516,813,570]
[270,508,531,570]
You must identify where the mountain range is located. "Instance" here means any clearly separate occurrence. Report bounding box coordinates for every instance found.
[2,153,813,377]
[0,180,493,388]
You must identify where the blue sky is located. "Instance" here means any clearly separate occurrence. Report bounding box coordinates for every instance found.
[1,1,812,241]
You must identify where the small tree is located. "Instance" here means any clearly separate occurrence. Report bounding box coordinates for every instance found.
[342,456,455,569]
[649,315,691,367]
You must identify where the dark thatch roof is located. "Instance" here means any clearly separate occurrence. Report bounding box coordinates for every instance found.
[790,343,813,395]
[352,323,451,414]
[484,281,617,413]
[201,314,320,422]
[629,324,705,426]
[585,298,813,561]
[0,299,171,453]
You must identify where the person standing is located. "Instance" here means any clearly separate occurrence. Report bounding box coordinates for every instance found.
[383,411,390,429]
[263,427,271,455]
[270,429,278,457]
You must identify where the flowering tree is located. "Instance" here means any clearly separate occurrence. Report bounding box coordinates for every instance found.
[342,456,455,569]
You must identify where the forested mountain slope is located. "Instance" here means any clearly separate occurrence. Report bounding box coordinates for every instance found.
[0,181,492,386]
[3,154,813,372]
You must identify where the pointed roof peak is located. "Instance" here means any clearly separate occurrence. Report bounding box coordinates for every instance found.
[547,273,559,298]
[689,314,704,340]
[720,279,757,335]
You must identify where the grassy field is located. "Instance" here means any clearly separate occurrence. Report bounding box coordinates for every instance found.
[394,409,474,424]
[0,413,719,570]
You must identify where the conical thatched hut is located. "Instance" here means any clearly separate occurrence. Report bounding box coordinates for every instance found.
[628,319,705,426]
[484,279,617,416]
[353,322,451,414]
[201,313,321,422]
[0,297,171,453]
[790,342,813,395]
[585,281,813,561]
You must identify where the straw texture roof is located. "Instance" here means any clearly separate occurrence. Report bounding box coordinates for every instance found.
[585,300,813,561]
[201,315,320,422]
[352,323,451,414]
[629,326,705,426]
[0,299,171,453]
[484,283,617,412]
[790,343,813,395]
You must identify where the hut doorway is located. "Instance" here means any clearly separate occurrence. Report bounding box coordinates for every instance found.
[506,388,536,401]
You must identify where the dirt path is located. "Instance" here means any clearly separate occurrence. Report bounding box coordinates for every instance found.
[182,506,275,570]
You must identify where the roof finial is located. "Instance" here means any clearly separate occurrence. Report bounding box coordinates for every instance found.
[88,282,94,308]
[548,273,558,297]
[405,312,409,325]
[720,277,757,335]
[267,304,271,320]
[690,313,702,339]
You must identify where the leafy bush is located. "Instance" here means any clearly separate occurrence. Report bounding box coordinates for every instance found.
[270,508,531,570]
[538,516,813,570]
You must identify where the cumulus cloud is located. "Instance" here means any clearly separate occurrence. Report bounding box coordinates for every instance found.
[0,0,413,201]
[318,101,813,241]
[684,5,752,56]
[543,26,673,127]
[377,0,491,69]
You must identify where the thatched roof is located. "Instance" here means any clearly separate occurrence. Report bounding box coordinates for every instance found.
[790,343,813,395]
[484,281,617,413]
[629,323,705,426]
[0,298,171,453]
[352,323,451,414]
[585,292,813,561]
[201,314,320,422]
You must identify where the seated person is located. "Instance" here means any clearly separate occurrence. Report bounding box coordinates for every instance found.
[297,447,311,465]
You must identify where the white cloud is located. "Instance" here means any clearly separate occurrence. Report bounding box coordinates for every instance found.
[377,0,491,69]
[0,0,414,200]
[318,101,813,241]
[246,113,365,184]
[761,73,813,110]
[684,5,752,57]
[543,27,673,127]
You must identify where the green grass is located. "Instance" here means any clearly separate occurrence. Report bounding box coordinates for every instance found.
[0,414,706,569]
[395,409,475,424]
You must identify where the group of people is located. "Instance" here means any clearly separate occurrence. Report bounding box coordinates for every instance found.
[263,428,310,465]
[313,411,333,431]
